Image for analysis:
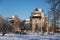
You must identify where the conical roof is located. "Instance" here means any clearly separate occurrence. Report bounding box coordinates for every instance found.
[34,8,42,12]
[34,8,39,11]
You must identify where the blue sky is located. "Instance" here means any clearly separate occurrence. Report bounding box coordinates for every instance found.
[0,0,50,20]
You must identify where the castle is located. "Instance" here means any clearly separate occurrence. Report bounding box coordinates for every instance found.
[30,8,48,33]
[0,8,58,34]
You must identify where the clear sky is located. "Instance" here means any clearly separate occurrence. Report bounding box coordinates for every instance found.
[0,0,50,20]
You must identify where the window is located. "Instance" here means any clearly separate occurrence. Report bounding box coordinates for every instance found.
[39,18,41,20]
[39,16,41,20]
[35,20,37,22]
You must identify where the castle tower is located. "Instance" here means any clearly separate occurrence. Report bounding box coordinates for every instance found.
[30,8,48,33]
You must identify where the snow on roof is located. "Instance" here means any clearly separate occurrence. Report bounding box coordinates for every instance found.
[8,19,15,21]
[11,16,15,18]
[33,14,40,16]
[32,8,43,14]
[38,8,42,12]
[25,19,30,21]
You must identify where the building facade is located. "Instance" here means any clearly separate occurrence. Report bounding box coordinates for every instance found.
[7,16,21,33]
[30,8,48,33]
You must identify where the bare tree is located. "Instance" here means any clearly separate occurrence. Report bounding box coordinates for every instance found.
[46,0,60,33]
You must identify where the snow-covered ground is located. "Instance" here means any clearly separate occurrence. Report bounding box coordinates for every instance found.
[0,34,60,40]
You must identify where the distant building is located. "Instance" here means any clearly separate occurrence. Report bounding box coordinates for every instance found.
[0,16,4,22]
[7,16,21,33]
[25,19,30,24]
[30,8,48,33]
[22,19,31,30]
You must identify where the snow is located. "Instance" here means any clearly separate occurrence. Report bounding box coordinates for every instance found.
[11,16,15,18]
[33,14,40,16]
[0,34,60,40]
[25,19,30,21]
[38,8,42,12]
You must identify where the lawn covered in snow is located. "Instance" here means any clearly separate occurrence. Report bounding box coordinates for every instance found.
[0,34,60,40]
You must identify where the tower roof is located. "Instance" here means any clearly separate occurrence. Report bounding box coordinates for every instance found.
[34,8,42,12]
[34,8,39,11]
